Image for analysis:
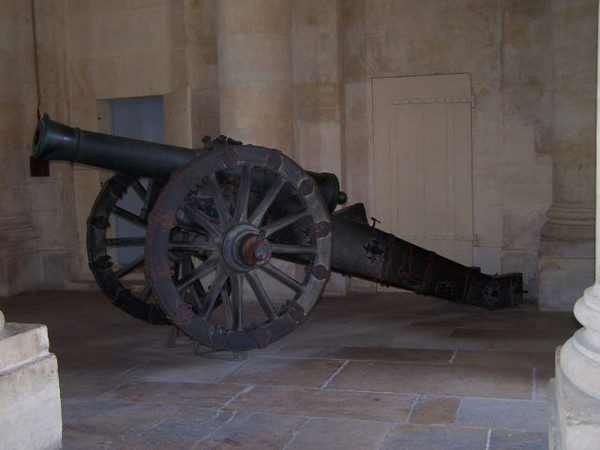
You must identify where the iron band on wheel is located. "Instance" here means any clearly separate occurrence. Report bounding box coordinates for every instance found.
[87,174,168,324]
[145,143,333,351]
[87,174,213,325]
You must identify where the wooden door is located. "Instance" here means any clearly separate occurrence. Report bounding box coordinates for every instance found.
[372,74,473,267]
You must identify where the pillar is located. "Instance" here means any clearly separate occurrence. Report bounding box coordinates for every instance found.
[217,0,293,155]
[550,2,600,447]
[217,0,293,153]
[538,0,597,310]
[217,0,296,302]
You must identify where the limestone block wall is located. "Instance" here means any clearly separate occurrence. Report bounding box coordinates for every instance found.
[291,0,346,294]
[2,0,594,304]
[498,1,554,300]
[292,0,343,175]
[341,0,559,297]
[184,0,219,146]
[0,0,75,295]
[217,0,294,152]
[31,0,213,284]
[538,0,597,310]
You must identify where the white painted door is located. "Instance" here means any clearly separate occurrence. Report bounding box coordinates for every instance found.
[372,74,473,267]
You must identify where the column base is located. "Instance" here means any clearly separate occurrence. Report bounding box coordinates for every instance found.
[538,233,594,311]
[550,347,600,449]
[0,323,62,449]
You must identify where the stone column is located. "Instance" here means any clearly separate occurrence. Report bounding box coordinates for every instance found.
[217,0,293,153]
[550,2,600,446]
[538,0,597,310]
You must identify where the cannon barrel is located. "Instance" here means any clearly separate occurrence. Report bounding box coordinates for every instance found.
[33,114,198,181]
[32,114,344,211]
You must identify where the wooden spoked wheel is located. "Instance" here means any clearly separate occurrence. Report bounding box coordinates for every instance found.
[146,144,332,350]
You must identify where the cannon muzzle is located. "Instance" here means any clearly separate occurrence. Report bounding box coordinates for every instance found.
[33,114,199,180]
[32,114,345,211]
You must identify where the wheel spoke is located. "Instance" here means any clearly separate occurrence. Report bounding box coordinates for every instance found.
[140,180,159,221]
[87,174,168,325]
[169,240,218,253]
[230,273,243,330]
[112,205,147,228]
[209,173,231,227]
[187,284,205,312]
[220,284,234,329]
[245,270,277,322]
[105,237,146,247]
[201,268,229,320]
[175,254,219,292]
[131,180,147,201]
[260,262,305,293]
[270,243,317,255]
[182,254,207,297]
[139,283,152,302]
[183,204,222,238]
[249,177,286,227]
[233,165,252,223]
[114,254,145,278]
[262,210,311,237]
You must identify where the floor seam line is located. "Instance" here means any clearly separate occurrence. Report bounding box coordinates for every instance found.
[319,360,350,389]
[405,395,419,425]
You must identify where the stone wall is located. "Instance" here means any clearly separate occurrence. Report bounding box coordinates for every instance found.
[29,0,215,284]
[0,0,596,305]
[0,0,72,295]
[340,0,567,298]
[538,0,597,310]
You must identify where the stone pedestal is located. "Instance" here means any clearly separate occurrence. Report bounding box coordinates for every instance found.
[550,348,600,449]
[538,213,595,310]
[0,320,62,449]
[549,2,600,446]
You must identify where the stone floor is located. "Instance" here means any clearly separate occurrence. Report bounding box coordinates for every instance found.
[0,290,579,449]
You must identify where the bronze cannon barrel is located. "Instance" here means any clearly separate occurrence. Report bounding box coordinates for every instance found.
[33,114,198,181]
[32,114,344,211]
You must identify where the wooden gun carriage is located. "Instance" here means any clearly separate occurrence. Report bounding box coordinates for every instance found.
[33,115,524,351]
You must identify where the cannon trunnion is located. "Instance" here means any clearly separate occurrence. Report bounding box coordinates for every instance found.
[33,115,523,351]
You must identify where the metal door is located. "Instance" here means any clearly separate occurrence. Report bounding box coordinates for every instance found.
[110,96,164,264]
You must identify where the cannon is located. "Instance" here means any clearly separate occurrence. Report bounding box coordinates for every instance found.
[33,114,524,351]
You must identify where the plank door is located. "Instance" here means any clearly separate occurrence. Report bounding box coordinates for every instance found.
[372,74,473,268]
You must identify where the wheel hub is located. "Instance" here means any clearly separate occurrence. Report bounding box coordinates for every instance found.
[222,224,271,271]
[242,236,271,266]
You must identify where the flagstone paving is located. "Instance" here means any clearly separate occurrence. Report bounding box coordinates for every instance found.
[0,290,579,449]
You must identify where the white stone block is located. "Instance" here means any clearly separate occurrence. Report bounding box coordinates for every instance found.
[472,131,503,166]
[503,127,536,162]
[0,323,62,450]
[538,257,594,311]
[473,246,501,275]
[472,95,502,131]
[503,205,547,250]
[473,166,503,206]
[551,348,600,450]
[503,163,552,207]
[473,205,503,247]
